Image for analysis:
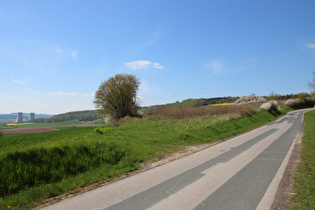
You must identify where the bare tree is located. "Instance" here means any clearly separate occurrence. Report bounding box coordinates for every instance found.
[308,70,315,90]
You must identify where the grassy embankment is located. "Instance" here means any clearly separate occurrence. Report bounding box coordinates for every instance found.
[291,110,315,209]
[0,104,287,209]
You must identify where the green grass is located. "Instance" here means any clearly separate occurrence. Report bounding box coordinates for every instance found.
[291,110,315,209]
[0,126,17,130]
[0,110,286,209]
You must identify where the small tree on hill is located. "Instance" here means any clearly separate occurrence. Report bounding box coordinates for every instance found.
[94,73,141,121]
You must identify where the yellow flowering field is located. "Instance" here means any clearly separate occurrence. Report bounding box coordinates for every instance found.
[210,103,234,106]
[6,123,34,126]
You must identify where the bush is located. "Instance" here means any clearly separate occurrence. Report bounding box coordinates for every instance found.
[260,100,279,113]
[0,131,2,138]
[285,97,315,109]
[285,99,301,108]
[233,95,266,105]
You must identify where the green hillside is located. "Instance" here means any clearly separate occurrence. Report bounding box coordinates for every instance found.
[30,110,103,123]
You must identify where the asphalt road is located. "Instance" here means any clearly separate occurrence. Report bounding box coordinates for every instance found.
[42,109,311,210]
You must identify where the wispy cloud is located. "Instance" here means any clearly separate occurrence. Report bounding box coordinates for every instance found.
[12,79,26,85]
[153,62,164,69]
[206,60,225,75]
[305,43,315,49]
[54,45,78,60]
[11,78,32,85]
[144,30,165,47]
[49,91,78,96]
[71,51,78,60]
[125,60,164,70]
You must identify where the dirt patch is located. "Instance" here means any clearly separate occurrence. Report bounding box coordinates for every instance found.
[2,127,59,134]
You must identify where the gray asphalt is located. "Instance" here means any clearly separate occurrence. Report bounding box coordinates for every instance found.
[42,109,311,210]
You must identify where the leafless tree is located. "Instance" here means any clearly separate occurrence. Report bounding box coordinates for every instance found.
[308,70,315,90]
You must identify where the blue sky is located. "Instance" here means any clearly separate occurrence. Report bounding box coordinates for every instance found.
[1,0,315,115]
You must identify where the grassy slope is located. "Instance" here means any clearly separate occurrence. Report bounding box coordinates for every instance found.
[291,110,315,209]
[0,110,286,209]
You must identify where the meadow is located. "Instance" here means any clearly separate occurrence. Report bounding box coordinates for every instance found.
[0,105,289,209]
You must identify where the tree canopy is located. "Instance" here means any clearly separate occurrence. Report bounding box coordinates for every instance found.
[94,73,141,120]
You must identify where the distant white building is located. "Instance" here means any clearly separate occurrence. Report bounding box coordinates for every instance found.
[15,112,23,123]
[29,113,35,121]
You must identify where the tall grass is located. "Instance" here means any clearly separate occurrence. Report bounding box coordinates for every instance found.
[145,103,261,120]
[0,141,130,197]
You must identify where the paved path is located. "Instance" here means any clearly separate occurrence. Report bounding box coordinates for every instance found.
[42,109,311,210]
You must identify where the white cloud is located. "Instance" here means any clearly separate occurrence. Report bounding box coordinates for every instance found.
[125,60,151,70]
[71,51,78,60]
[49,91,78,96]
[12,79,26,85]
[12,79,25,85]
[125,60,164,70]
[56,49,62,53]
[306,43,315,49]
[207,60,224,75]
[153,62,164,69]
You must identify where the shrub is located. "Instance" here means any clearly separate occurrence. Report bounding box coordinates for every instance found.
[0,131,2,138]
[103,115,113,125]
[285,99,301,108]
[284,97,315,109]
[260,100,279,113]
[233,95,266,105]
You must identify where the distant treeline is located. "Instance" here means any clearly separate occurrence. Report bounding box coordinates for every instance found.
[30,110,103,123]
[140,97,239,114]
